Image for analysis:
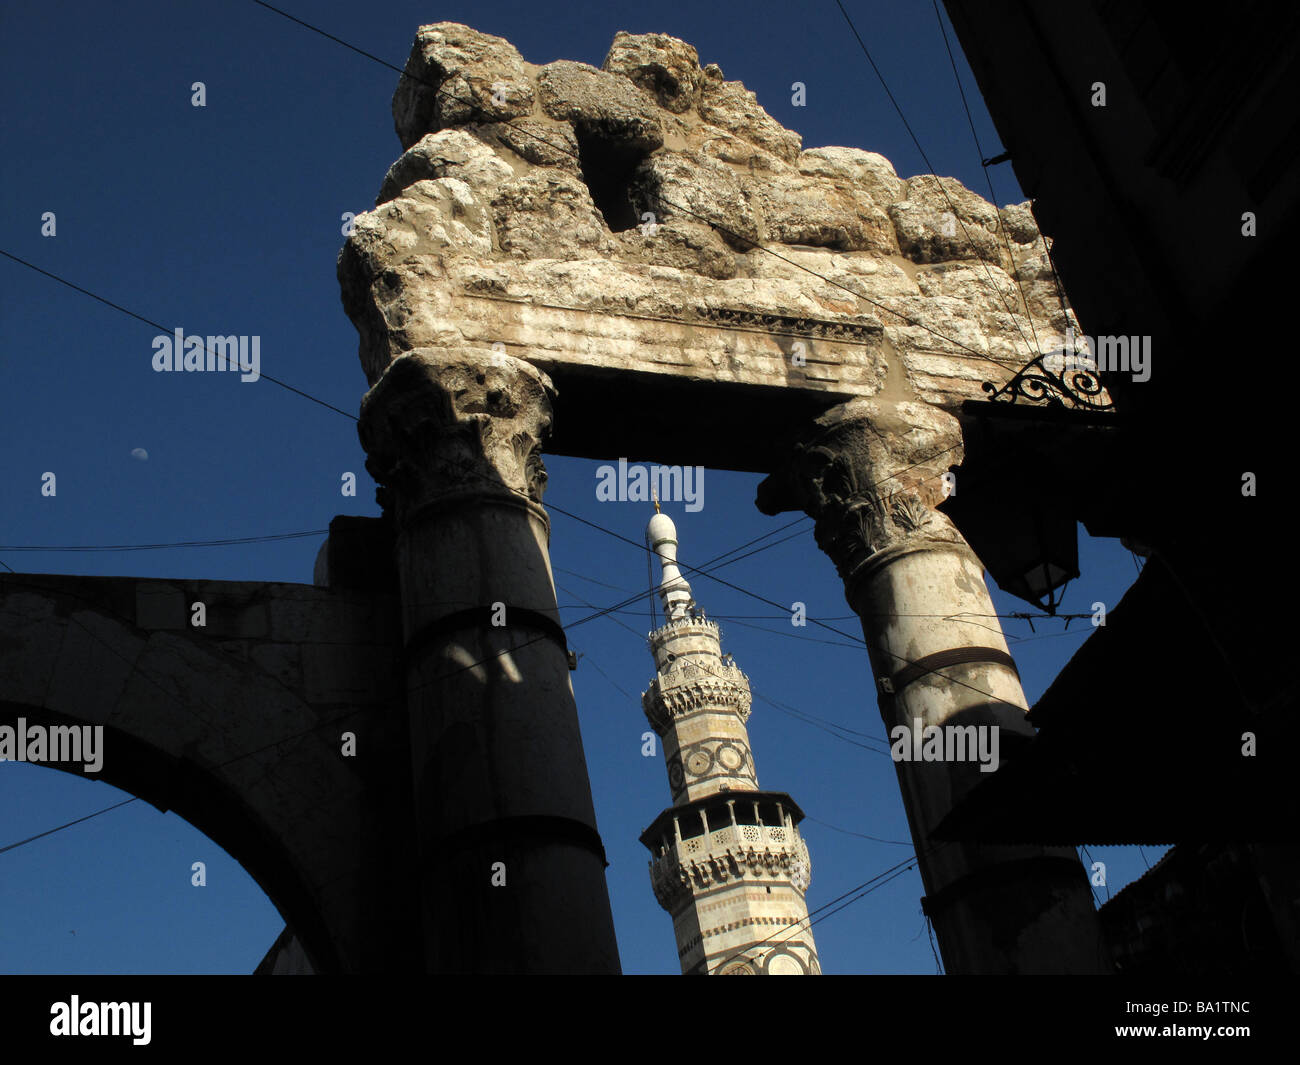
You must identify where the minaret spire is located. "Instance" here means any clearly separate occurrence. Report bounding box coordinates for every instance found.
[646,507,695,621]
[638,508,821,975]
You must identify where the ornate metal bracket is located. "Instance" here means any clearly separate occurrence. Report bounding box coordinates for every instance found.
[981,352,1114,411]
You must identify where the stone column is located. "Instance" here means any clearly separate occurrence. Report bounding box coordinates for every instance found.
[358,347,620,973]
[758,398,1108,974]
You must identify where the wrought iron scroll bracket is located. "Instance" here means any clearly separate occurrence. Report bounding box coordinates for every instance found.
[981,352,1115,412]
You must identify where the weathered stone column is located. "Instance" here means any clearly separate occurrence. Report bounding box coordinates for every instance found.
[358,347,620,973]
[758,398,1108,974]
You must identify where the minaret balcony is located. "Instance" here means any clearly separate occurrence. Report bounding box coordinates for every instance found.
[642,661,752,730]
[646,826,814,911]
[680,820,800,858]
[649,614,720,641]
[640,791,814,911]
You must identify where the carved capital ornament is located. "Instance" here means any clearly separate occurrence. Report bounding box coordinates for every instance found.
[358,348,556,522]
[757,399,968,588]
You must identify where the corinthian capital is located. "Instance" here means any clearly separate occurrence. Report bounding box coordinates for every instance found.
[756,399,966,585]
[358,348,555,518]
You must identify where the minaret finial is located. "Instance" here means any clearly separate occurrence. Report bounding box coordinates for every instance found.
[646,508,693,619]
[653,488,661,514]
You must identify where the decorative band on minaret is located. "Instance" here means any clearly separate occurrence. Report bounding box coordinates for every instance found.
[639,508,821,975]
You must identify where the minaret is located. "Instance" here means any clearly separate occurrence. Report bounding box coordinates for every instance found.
[639,504,821,975]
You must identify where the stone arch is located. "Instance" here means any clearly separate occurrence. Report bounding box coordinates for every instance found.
[3,700,338,972]
[0,572,412,973]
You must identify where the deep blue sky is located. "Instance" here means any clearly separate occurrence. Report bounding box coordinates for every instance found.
[0,0,1157,975]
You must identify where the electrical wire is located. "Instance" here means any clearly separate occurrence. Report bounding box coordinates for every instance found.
[930,0,1045,355]
[0,249,357,422]
[833,0,1042,360]
[557,581,891,754]
[0,530,328,553]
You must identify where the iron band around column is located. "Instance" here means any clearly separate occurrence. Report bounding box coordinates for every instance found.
[405,605,570,660]
[878,645,1019,695]
[402,487,551,531]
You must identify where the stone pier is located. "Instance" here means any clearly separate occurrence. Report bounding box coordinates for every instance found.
[357,348,621,973]
[758,398,1108,974]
